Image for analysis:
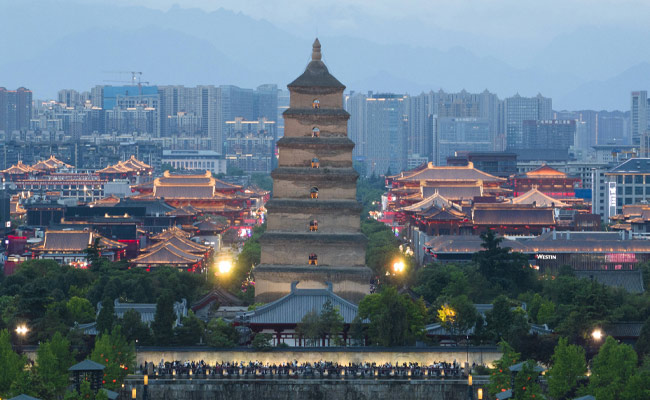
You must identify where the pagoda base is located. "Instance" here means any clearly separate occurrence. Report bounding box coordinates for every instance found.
[253,264,372,304]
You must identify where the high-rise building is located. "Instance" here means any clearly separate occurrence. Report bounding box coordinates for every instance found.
[365,93,407,175]
[405,93,433,161]
[504,94,552,150]
[0,87,32,133]
[630,91,649,146]
[344,91,368,168]
[435,117,492,165]
[522,120,576,152]
[254,39,371,303]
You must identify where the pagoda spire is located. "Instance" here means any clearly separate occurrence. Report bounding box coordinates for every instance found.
[312,38,322,61]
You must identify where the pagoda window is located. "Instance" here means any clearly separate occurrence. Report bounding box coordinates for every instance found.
[308,253,318,265]
[312,127,320,137]
[309,219,318,231]
[312,99,320,109]
[311,158,320,168]
[310,187,319,199]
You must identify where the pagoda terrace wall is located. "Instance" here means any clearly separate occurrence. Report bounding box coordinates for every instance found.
[284,116,348,138]
[278,147,352,168]
[289,89,343,109]
[253,268,371,303]
[260,235,366,266]
[266,209,361,233]
[272,175,357,200]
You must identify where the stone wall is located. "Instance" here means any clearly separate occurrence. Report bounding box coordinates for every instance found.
[121,378,489,400]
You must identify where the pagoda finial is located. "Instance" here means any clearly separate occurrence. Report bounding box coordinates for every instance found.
[312,38,322,61]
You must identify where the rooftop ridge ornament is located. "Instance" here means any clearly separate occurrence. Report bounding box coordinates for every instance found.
[312,38,322,61]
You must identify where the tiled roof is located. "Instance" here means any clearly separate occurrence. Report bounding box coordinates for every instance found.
[402,192,453,212]
[192,288,244,311]
[68,360,105,371]
[8,395,42,400]
[32,230,126,252]
[424,235,529,253]
[144,235,209,254]
[472,205,555,225]
[2,160,36,174]
[395,162,505,183]
[575,270,645,293]
[421,185,483,200]
[512,188,569,207]
[523,164,567,178]
[96,298,187,326]
[239,282,359,324]
[417,206,466,221]
[151,226,191,241]
[607,158,650,174]
[31,155,73,171]
[605,322,644,338]
[287,39,345,89]
[130,242,202,265]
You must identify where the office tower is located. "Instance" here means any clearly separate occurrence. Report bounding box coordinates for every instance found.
[405,93,433,161]
[254,84,279,121]
[365,93,408,175]
[345,91,368,164]
[0,87,32,133]
[435,117,492,165]
[504,93,552,150]
[522,119,576,151]
[277,89,290,139]
[630,91,649,146]
[198,85,222,152]
[57,89,83,107]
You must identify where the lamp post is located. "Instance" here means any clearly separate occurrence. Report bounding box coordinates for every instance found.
[143,374,148,400]
[468,374,474,400]
[131,387,136,399]
[15,324,28,354]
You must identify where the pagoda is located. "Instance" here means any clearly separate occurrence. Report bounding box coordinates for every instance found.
[254,39,372,303]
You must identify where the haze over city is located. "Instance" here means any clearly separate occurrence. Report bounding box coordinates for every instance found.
[3,0,650,109]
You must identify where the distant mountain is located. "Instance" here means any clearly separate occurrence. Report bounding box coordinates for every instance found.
[557,63,650,111]
[0,0,647,111]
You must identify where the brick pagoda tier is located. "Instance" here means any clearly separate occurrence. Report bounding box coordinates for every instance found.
[254,39,372,303]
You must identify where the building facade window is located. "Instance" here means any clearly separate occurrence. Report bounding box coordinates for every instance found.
[312,99,320,109]
[311,158,320,168]
[310,187,318,199]
[309,220,318,231]
[312,127,320,137]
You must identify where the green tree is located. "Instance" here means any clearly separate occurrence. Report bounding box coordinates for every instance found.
[67,296,96,324]
[436,295,477,342]
[251,333,273,350]
[120,309,152,345]
[536,300,556,326]
[205,318,238,347]
[547,337,587,399]
[472,230,535,295]
[357,286,427,346]
[587,336,639,400]
[90,326,135,390]
[174,310,204,345]
[636,316,650,360]
[513,360,543,400]
[36,331,75,397]
[488,341,520,397]
[0,329,27,397]
[319,300,344,346]
[96,298,115,334]
[296,310,323,347]
[151,292,175,345]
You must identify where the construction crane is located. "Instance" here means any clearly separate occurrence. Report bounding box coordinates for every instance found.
[102,71,143,85]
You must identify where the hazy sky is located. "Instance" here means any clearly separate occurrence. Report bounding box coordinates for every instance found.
[105,0,650,49]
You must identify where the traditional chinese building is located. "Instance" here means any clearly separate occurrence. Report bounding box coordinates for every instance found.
[31,155,74,173]
[30,229,126,266]
[253,39,372,303]
[96,155,153,184]
[512,164,580,198]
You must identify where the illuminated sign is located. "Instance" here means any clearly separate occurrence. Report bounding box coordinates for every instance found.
[535,254,557,260]
[608,182,617,218]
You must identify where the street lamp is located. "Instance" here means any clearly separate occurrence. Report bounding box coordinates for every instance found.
[468,374,474,400]
[15,324,28,353]
[592,328,603,341]
[218,259,232,275]
[392,261,405,273]
[477,388,483,400]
